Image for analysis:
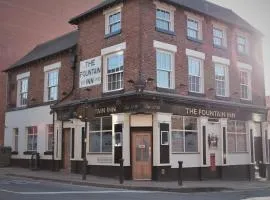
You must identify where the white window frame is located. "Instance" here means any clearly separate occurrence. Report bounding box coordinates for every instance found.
[238,62,252,100]
[104,4,123,35]
[154,40,177,90]
[154,1,175,32]
[212,56,230,97]
[156,49,174,89]
[44,62,61,102]
[171,116,199,153]
[185,12,203,41]
[161,131,169,146]
[13,128,19,152]
[213,23,227,48]
[26,126,38,152]
[227,120,248,153]
[237,34,249,55]
[46,124,54,152]
[16,72,30,107]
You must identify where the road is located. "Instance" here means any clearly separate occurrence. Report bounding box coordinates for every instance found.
[1,176,270,200]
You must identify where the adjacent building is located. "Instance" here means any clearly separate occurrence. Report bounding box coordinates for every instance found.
[3,0,268,181]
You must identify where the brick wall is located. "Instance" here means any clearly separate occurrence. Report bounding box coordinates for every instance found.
[0,73,6,145]
[7,50,74,108]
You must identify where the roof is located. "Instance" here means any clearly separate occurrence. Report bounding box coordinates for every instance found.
[69,0,261,35]
[4,30,79,71]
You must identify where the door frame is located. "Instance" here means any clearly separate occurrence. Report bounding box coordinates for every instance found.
[61,128,71,170]
[130,127,153,180]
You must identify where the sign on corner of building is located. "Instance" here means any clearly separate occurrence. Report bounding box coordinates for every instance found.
[79,56,101,88]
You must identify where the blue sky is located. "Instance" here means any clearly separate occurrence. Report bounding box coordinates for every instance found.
[208,0,270,95]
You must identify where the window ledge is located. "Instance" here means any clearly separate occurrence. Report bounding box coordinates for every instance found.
[157,87,176,93]
[213,44,227,50]
[187,36,203,44]
[237,52,249,57]
[23,151,37,155]
[228,151,249,154]
[11,151,18,155]
[188,92,206,97]
[215,96,230,101]
[44,151,53,155]
[155,27,176,36]
[87,152,112,155]
[105,30,122,39]
[172,152,200,155]
[240,99,253,104]
[102,89,124,97]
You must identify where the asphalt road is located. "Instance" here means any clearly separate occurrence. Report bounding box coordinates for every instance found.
[1,176,270,200]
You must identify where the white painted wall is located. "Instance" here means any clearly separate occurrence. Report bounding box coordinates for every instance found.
[4,105,53,160]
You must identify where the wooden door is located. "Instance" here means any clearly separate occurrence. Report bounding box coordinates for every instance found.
[62,128,71,171]
[132,132,152,180]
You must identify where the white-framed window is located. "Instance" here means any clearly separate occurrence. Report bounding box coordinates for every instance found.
[47,124,54,151]
[188,57,204,93]
[154,1,175,32]
[215,63,229,97]
[187,18,199,39]
[13,128,19,152]
[27,126,37,152]
[89,117,112,153]
[240,70,251,100]
[237,35,248,54]
[47,70,59,101]
[161,131,169,145]
[228,120,247,153]
[104,4,122,35]
[20,78,28,106]
[156,50,174,89]
[172,116,198,153]
[106,51,124,92]
[213,24,227,48]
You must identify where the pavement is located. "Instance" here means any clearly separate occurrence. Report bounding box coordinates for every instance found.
[1,167,270,193]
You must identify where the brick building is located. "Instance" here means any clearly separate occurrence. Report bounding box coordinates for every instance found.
[3,0,268,181]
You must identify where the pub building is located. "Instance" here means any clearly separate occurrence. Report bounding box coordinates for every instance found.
[4,0,269,181]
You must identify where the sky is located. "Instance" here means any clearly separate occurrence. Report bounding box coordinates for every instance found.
[0,0,269,93]
[208,0,270,95]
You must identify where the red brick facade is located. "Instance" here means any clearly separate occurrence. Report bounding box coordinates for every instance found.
[0,73,6,145]
[6,0,266,111]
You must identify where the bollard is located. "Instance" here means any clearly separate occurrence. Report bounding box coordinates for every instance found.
[178,161,183,186]
[119,158,124,184]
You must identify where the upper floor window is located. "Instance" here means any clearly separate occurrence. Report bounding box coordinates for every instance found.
[16,72,30,107]
[188,57,203,93]
[44,62,60,102]
[47,70,59,101]
[186,12,203,41]
[240,70,251,100]
[102,42,126,93]
[215,63,229,97]
[237,35,248,54]
[156,50,173,89]
[213,24,227,48]
[154,1,175,33]
[104,4,122,36]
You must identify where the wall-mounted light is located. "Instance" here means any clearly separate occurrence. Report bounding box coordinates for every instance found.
[128,77,154,93]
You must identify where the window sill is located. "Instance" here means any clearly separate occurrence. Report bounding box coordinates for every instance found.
[44,151,53,155]
[172,152,200,155]
[187,36,203,44]
[11,151,18,155]
[237,52,249,57]
[87,152,112,155]
[240,99,252,104]
[105,30,122,39]
[102,89,124,97]
[155,27,176,36]
[156,87,175,93]
[23,151,37,155]
[228,151,249,154]
[188,92,206,97]
[213,44,227,50]
[215,96,230,101]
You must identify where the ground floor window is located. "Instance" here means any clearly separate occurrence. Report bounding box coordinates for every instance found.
[171,116,198,153]
[13,128,19,152]
[27,126,37,151]
[227,120,247,153]
[89,116,112,153]
[47,124,54,151]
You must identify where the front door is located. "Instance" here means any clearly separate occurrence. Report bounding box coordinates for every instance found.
[207,122,222,167]
[132,132,152,180]
[62,128,71,171]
